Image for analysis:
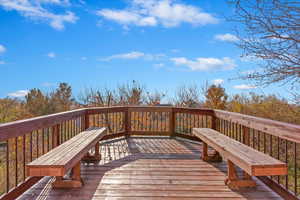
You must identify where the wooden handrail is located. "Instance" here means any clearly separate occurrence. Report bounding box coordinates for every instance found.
[0,108,86,140]
[214,109,300,143]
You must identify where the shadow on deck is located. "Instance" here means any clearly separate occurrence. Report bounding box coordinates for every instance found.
[18,137,282,200]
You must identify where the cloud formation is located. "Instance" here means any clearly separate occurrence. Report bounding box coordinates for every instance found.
[170,57,236,71]
[97,0,218,28]
[233,84,257,90]
[0,0,78,30]
[0,44,6,54]
[8,90,29,97]
[215,33,238,42]
[101,51,165,61]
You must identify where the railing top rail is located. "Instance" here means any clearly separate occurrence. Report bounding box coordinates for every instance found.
[0,108,86,140]
[214,109,300,143]
[1,106,300,143]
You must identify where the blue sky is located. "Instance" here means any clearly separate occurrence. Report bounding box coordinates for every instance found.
[0,0,291,100]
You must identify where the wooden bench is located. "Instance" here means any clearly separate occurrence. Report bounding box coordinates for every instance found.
[27,127,106,188]
[193,128,287,189]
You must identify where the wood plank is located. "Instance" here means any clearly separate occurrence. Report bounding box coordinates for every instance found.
[18,137,283,200]
[27,127,107,176]
[193,128,287,176]
[214,109,300,143]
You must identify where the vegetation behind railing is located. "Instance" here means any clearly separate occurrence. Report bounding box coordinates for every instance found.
[0,106,299,199]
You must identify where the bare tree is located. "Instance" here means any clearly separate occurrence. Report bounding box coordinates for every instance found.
[78,87,115,107]
[173,85,202,107]
[229,0,300,86]
[117,80,145,106]
[144,91,166,105]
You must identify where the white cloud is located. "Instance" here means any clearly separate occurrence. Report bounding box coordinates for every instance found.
[81,56,87,61]
[153,63,164,68]
[37,0,69,5]
[97,0,218,28]
[215,33,238,42]
[101,51,165,61]
[102,51,144,61]
[233,84,257,90]
[8,90,29,97]
[47,52,56,58]
[0,44,6,54]
[0,0,78,30]
[170,57,236,71]
[212,79,224,85]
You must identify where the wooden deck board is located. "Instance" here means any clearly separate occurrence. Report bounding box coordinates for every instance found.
[18,137,283,200]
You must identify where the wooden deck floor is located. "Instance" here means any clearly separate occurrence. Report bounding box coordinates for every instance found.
[18,137,282,200]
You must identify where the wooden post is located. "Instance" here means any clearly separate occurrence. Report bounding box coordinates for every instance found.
[124,107,131,137]
[52,124,60,148]
[211,115,217,130]
[202,142,208,160]
[84,112,90,130]
[53,162,83,188]
[169,108,175,137]
[225,160,256,189]
[243,126,250,146]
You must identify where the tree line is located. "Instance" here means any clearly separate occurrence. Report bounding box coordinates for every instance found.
[1,81,299,125]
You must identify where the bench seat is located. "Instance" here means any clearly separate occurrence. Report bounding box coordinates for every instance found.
[27,127,106,188]
[193,128,287,189]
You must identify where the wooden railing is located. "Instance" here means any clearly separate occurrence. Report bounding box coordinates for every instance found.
[214,109,300,200]
[0,106,299,199]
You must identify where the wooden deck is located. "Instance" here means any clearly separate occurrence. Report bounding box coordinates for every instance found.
[18,137,283,200]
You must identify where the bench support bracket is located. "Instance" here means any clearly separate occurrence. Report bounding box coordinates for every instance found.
[82,142,101,163]
[202,143,222,162]
[52,162,83,188]
[225,160,256,190]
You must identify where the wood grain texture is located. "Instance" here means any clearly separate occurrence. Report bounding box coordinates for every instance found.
[18,137,283,200]
[27,127,107,177]
[193,128,287,176]
[213,109,300,143]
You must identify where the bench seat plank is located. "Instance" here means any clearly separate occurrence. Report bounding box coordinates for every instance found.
[193,128,287,176]
[27,127,106,177]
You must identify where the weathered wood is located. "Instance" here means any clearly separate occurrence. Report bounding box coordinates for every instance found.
[193,128,287,177]
[214,109,300,143]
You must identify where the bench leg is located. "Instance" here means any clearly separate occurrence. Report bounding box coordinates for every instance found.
[225,160,256,190]
[82,142,101,163]
[202,143,222,162]
[52,162,83,188]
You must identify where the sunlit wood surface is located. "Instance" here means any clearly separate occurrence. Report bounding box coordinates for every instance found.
[18,137,282,200]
